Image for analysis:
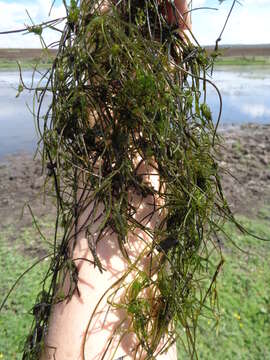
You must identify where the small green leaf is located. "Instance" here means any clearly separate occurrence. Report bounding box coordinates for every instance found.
[16,84,24,98]
[201,103,212,122]
[28,25,43,36]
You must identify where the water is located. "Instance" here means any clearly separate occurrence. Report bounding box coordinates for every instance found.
[0,66,270,158]
[0,70,51,159]
[206,66,270,128]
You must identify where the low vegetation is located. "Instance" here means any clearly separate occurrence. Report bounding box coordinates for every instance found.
[179,211,270,359]
[0,59,53,70]
[0,218,52,359]
[215,56,270,66]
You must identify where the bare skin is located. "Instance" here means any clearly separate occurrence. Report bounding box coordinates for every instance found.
[41,2,191,360]
[166,0,190,30]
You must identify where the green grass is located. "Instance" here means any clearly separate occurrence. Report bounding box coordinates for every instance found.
[178,212,270,359]
[0,219,53,359]
[215,56,270,66]
[1,56,270,70]
[0,59,53,70]
[1,213,270,359]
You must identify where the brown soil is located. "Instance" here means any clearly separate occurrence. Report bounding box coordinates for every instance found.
[0,48,57,61]
[0,153,54,231]
[1,123,270,252]
[218,123,270,216]
[205,44,270,58]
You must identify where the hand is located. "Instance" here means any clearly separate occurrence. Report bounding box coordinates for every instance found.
[165,0,191,31]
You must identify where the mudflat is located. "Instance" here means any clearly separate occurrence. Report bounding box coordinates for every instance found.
[219,123,270,216]
[0,48,57,61]
[206,44,270,57]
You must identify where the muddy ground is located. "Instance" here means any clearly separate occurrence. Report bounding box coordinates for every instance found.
[0,153,54,233]
[218,123,270,216]
[1,123,270,243]
[0,48,57,61]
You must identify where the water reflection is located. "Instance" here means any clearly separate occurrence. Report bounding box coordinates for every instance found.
[207,66,270,126]
[0,70,51,159]
[241,104,270,118]
[0,66,270,158]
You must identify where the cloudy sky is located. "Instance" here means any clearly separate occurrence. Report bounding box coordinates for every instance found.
[0,0,269,48]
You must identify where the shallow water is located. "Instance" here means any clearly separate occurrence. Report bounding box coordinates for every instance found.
[0,70,51,159]
[207,66,270,127]
[0,66,270,158]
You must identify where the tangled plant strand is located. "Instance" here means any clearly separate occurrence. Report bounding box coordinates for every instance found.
[21,1,234,359]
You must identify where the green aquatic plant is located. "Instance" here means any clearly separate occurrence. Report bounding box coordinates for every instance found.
[0,1,243,359]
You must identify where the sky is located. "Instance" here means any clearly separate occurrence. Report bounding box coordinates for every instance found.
[0,0,269,48]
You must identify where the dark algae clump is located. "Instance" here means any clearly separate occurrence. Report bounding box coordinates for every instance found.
[1,1,239,359]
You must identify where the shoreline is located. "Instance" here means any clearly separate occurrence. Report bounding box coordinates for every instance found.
[1,45,270,69]
[1,58,270,70]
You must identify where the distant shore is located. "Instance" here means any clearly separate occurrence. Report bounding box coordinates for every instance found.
[206,43,270,65]
[214,56,270,66]
[0,48,56,70]
[0,45,270,69]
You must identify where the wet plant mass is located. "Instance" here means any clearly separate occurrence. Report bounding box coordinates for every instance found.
[14,1,235,359]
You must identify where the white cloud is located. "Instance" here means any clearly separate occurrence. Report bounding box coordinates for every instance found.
[0,1,66,48]
[192,1,270,45]
[0,1,269,47]
[192,0,207,7]
[244,0,269,4]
